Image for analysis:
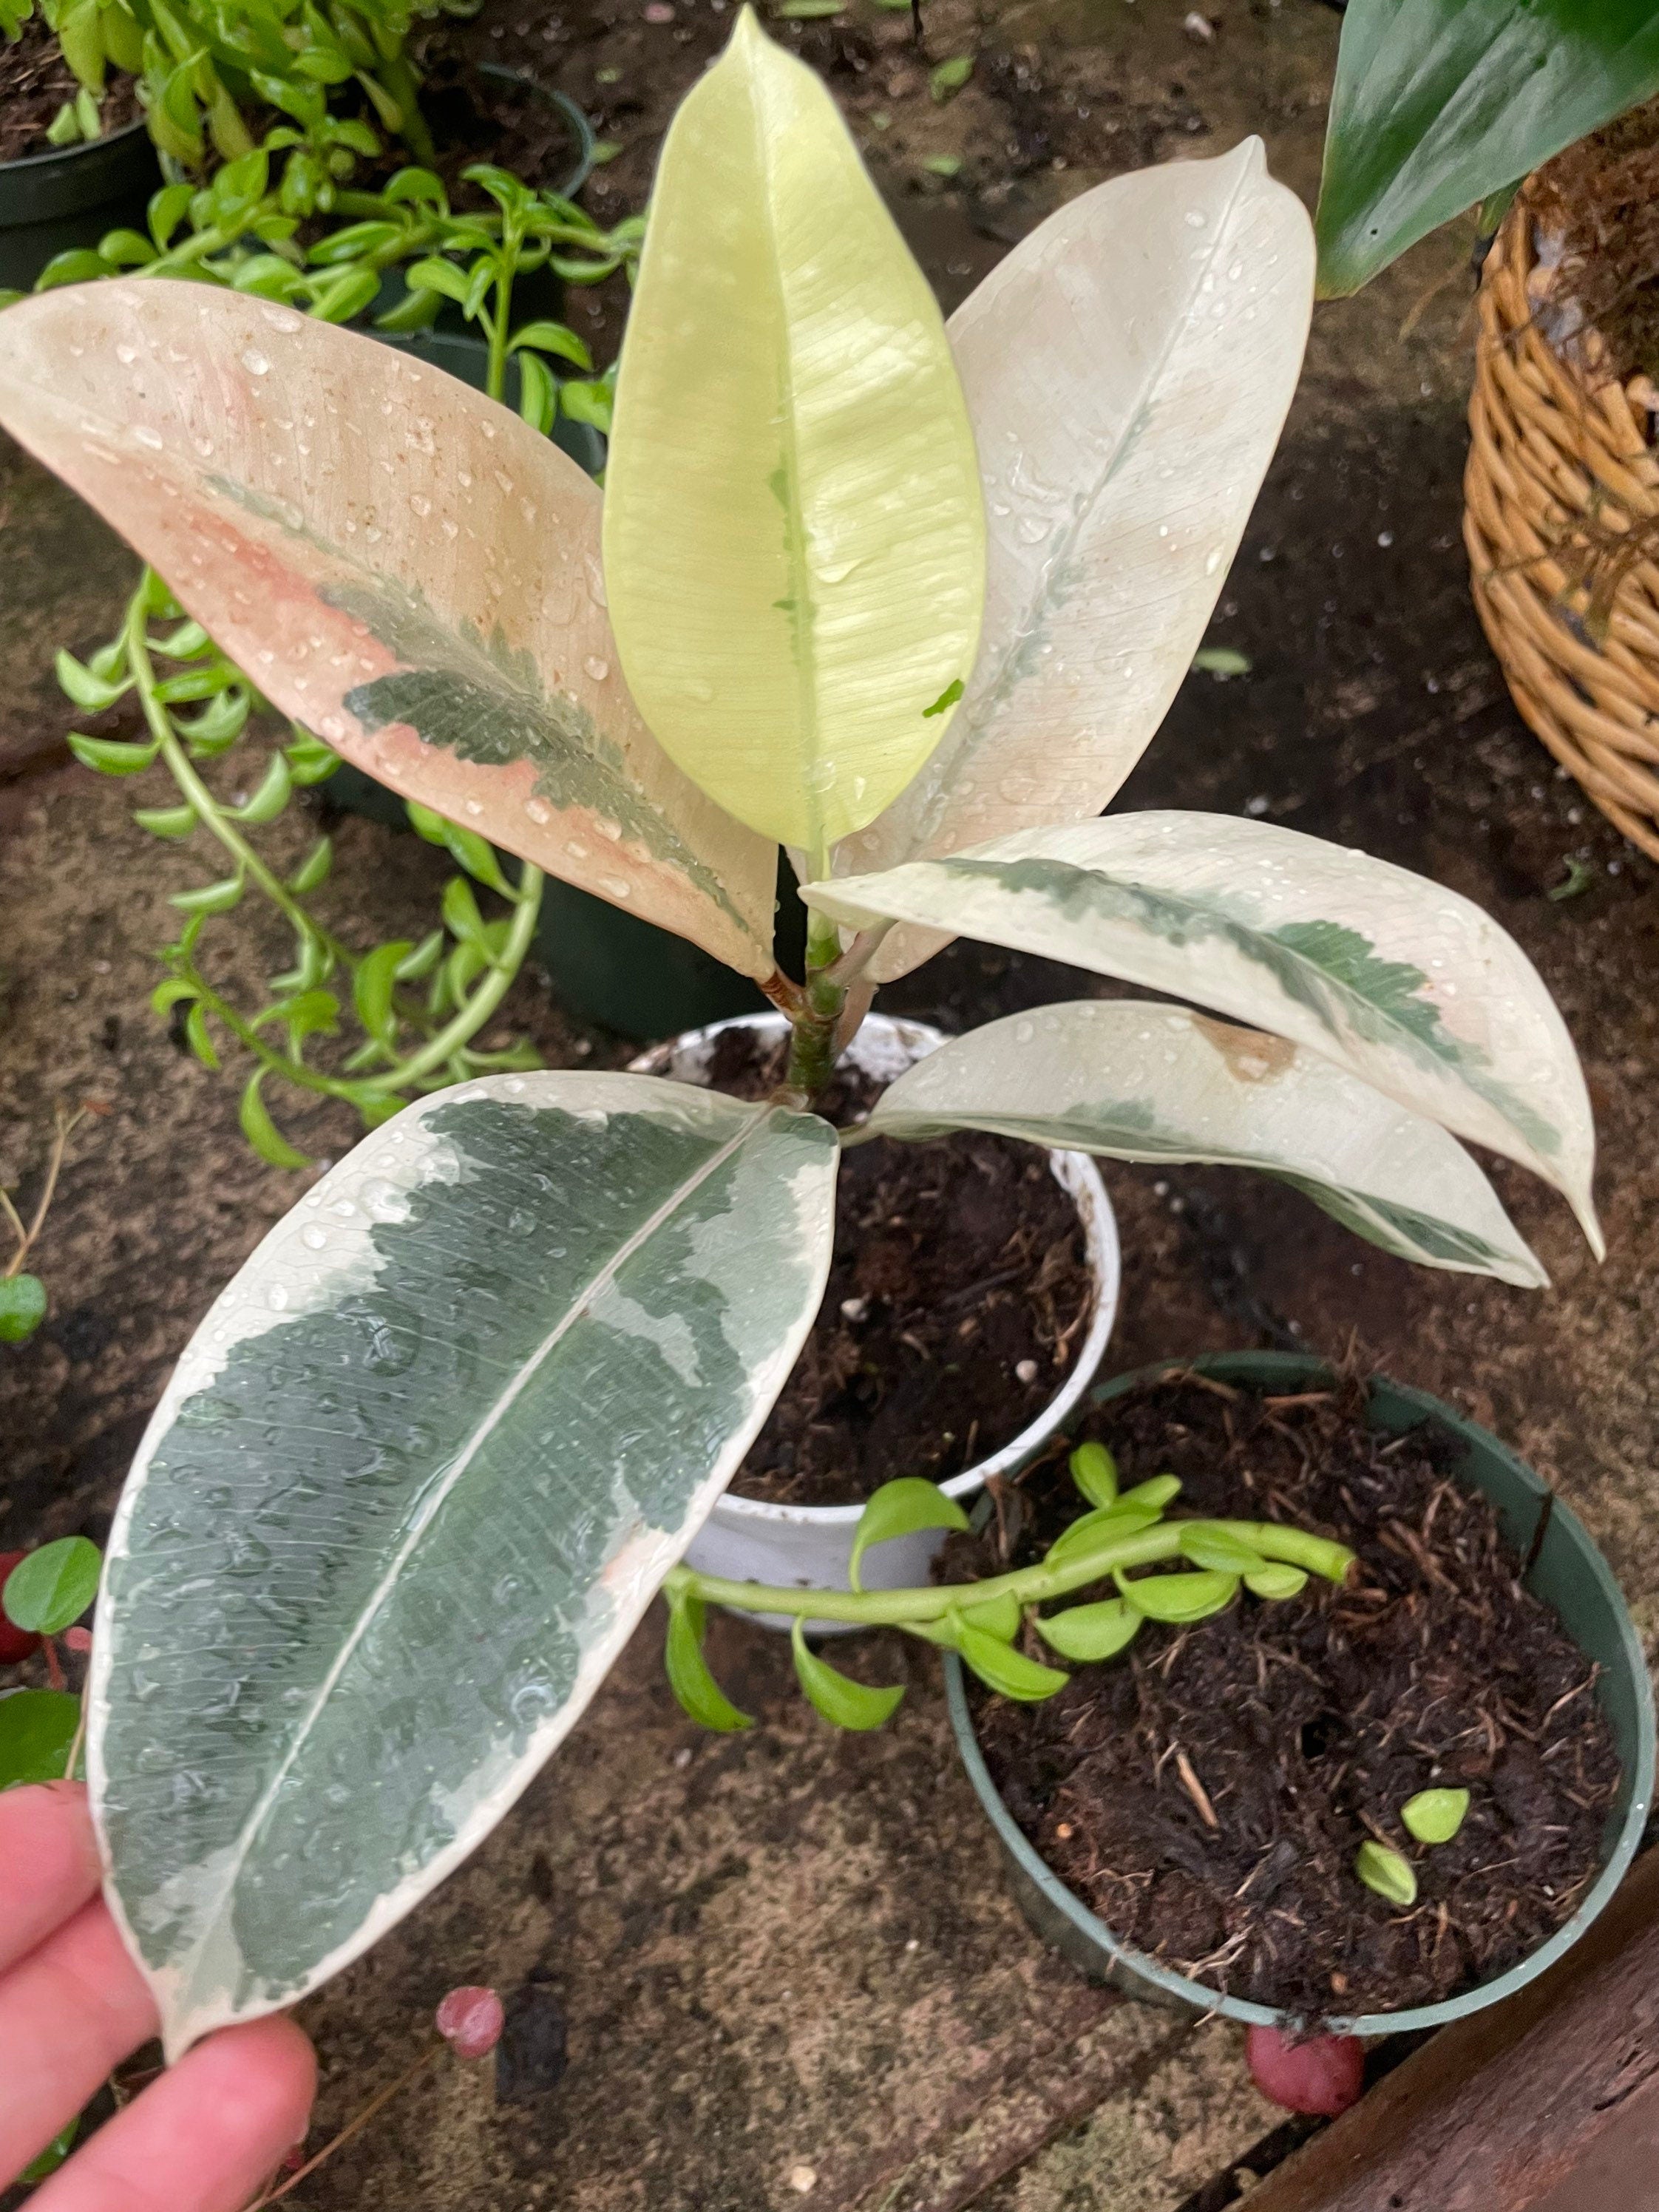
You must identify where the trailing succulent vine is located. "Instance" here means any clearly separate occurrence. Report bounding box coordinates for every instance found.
[48,157,637,1165]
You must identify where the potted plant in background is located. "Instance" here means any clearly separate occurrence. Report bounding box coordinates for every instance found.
[0,2,1605,2088]
[1314,0,1659,861]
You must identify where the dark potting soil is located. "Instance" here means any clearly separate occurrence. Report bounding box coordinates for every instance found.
[962,1371,1621,2021]
[696,1025,1094,1507]
[0,16,140,166]
[1529,97,1659,390]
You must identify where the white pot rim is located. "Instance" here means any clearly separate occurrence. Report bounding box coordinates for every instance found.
[628,1008,1121,1528]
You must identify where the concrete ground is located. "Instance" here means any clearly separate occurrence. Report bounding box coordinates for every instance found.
[4,1,1658,2205]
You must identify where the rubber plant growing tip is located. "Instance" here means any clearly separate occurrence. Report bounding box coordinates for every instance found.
[0,7,1602,2060]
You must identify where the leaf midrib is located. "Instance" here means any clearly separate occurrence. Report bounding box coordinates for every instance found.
[170,1100,770,1994]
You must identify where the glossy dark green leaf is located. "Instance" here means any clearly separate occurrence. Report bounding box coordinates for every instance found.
[666,1590,752,1732]
[4,1536,101,1635]
[1068,1440,1117,1509]
[1113,1567,1237,1624]
[0,1692,81,1790]
[848,1477,968,1592]
[1316,0,1659,296]
[0,1273,48,1345]
[1036,1598,1142,1663]
[951,1618,1068,1701]
[790,1618,903,1729]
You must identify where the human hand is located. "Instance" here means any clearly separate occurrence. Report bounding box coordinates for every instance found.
[0,1781,316,2209]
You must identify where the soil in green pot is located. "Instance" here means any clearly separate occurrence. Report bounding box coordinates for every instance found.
[0,16,139,165]
[957,1371,1621,2021]
[698,1025,1094,1508]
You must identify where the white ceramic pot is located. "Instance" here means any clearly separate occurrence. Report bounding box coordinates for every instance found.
[629,1011,1121,1629]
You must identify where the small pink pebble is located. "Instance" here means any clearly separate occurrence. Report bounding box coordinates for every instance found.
[63,1626,93,1654]
[1246,2025,1365,2117]
[436,1985,505,2060]
[643,3,674,18]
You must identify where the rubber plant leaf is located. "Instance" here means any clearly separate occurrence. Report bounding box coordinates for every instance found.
[833,140,1314,983]
[809,812,1599,1251]
[87,1073,838,2057]
[1316,0,1659,298]
[602,6,985,858]
[858,1000,1551,1286]
[0,282,778,981]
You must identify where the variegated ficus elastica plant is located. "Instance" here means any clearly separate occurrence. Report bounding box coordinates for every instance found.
[0,7,1601,2063]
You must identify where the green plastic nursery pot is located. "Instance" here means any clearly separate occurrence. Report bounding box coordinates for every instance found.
[0,115,159,294]
[945,1351,1656,2038]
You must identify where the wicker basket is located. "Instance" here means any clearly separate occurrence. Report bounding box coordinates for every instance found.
[1465,189,1659,860]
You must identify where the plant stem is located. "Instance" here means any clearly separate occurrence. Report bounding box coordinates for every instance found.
[784,901,849,1100]
[355,867,543,1093]
[248,2043,444,2208]
[2,1105,84,1277]
[664,1519,1357,1629]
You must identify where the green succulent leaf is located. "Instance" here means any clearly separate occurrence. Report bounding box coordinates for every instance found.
[1041,1504,1161,1570]
[19,2119,78,2182]
[790,1618,903,1729]
[1119,1476,1181,1515]
[4,1536,102,1635]
[0,1274,49,1346]
[1355,1838,1419,1907]
[1401,1786,1470,1845]
[1036,1598,1142,1663]
[1178,1524,1270,1576]
[848,1476,968,1593]
[951,1617,1068,1701]
[1244,1563,1309,1601]
[960,1589,1022,1643]
[1068,1441,1118,1508]
[68,732,159,776]
[133,802,199,839]
[238,1071,311,1171]
[665,1589,752,1733]
[1114,1567,1237,1624]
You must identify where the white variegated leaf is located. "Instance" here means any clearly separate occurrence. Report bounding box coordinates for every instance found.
[0,282,778,980]
[807,811,1599,1249]
[88,1073,838,2058]
[862,1001,1548,1287]
[835,140,1314,983]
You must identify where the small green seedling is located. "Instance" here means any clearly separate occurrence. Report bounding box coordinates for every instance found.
[1401,1786,1470,1845]
[1068,1442,1119,1509]
[1355,1839,1419,1908]
[3,1537,102,1638]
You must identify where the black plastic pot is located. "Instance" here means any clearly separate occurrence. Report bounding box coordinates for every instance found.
[328,325,801,1039]
[369,67,595,335]
[0,114,159,294]
[946,1352,1656,2040]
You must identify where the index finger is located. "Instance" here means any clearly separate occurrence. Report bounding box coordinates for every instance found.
[0,1783,104,1975]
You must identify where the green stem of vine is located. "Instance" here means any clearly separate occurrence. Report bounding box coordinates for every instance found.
[664,1520,1357,1629]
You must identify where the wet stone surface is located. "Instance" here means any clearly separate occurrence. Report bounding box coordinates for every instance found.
[4,0,1659,2205]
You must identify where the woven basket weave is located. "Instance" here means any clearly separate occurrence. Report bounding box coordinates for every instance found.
[1465,189,1659,860]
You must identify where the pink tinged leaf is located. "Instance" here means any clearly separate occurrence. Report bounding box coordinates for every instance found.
[62,1626,94,1653]
[1246,2025,1365,2117]
[0,282,776,980]
[436,1984,506,2059]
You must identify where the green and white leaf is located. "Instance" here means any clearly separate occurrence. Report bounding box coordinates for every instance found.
[859,1001,1549,1287]
[602,7,984,857]
[88,1073,838,2058]
[0,283,777,980]
[811,812,1598,1249]
[834,140,1314,983]
[1316,0,1659,297]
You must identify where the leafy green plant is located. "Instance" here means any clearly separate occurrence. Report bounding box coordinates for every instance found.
[665,1453,1357,1731]
[1315,0,1659,295]
[1355,1839,1419,1908]
[0,1102,96,1347]
[38,160,636,1158]
[0,7,1604,2057]
[1402,1786,1471,1845]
